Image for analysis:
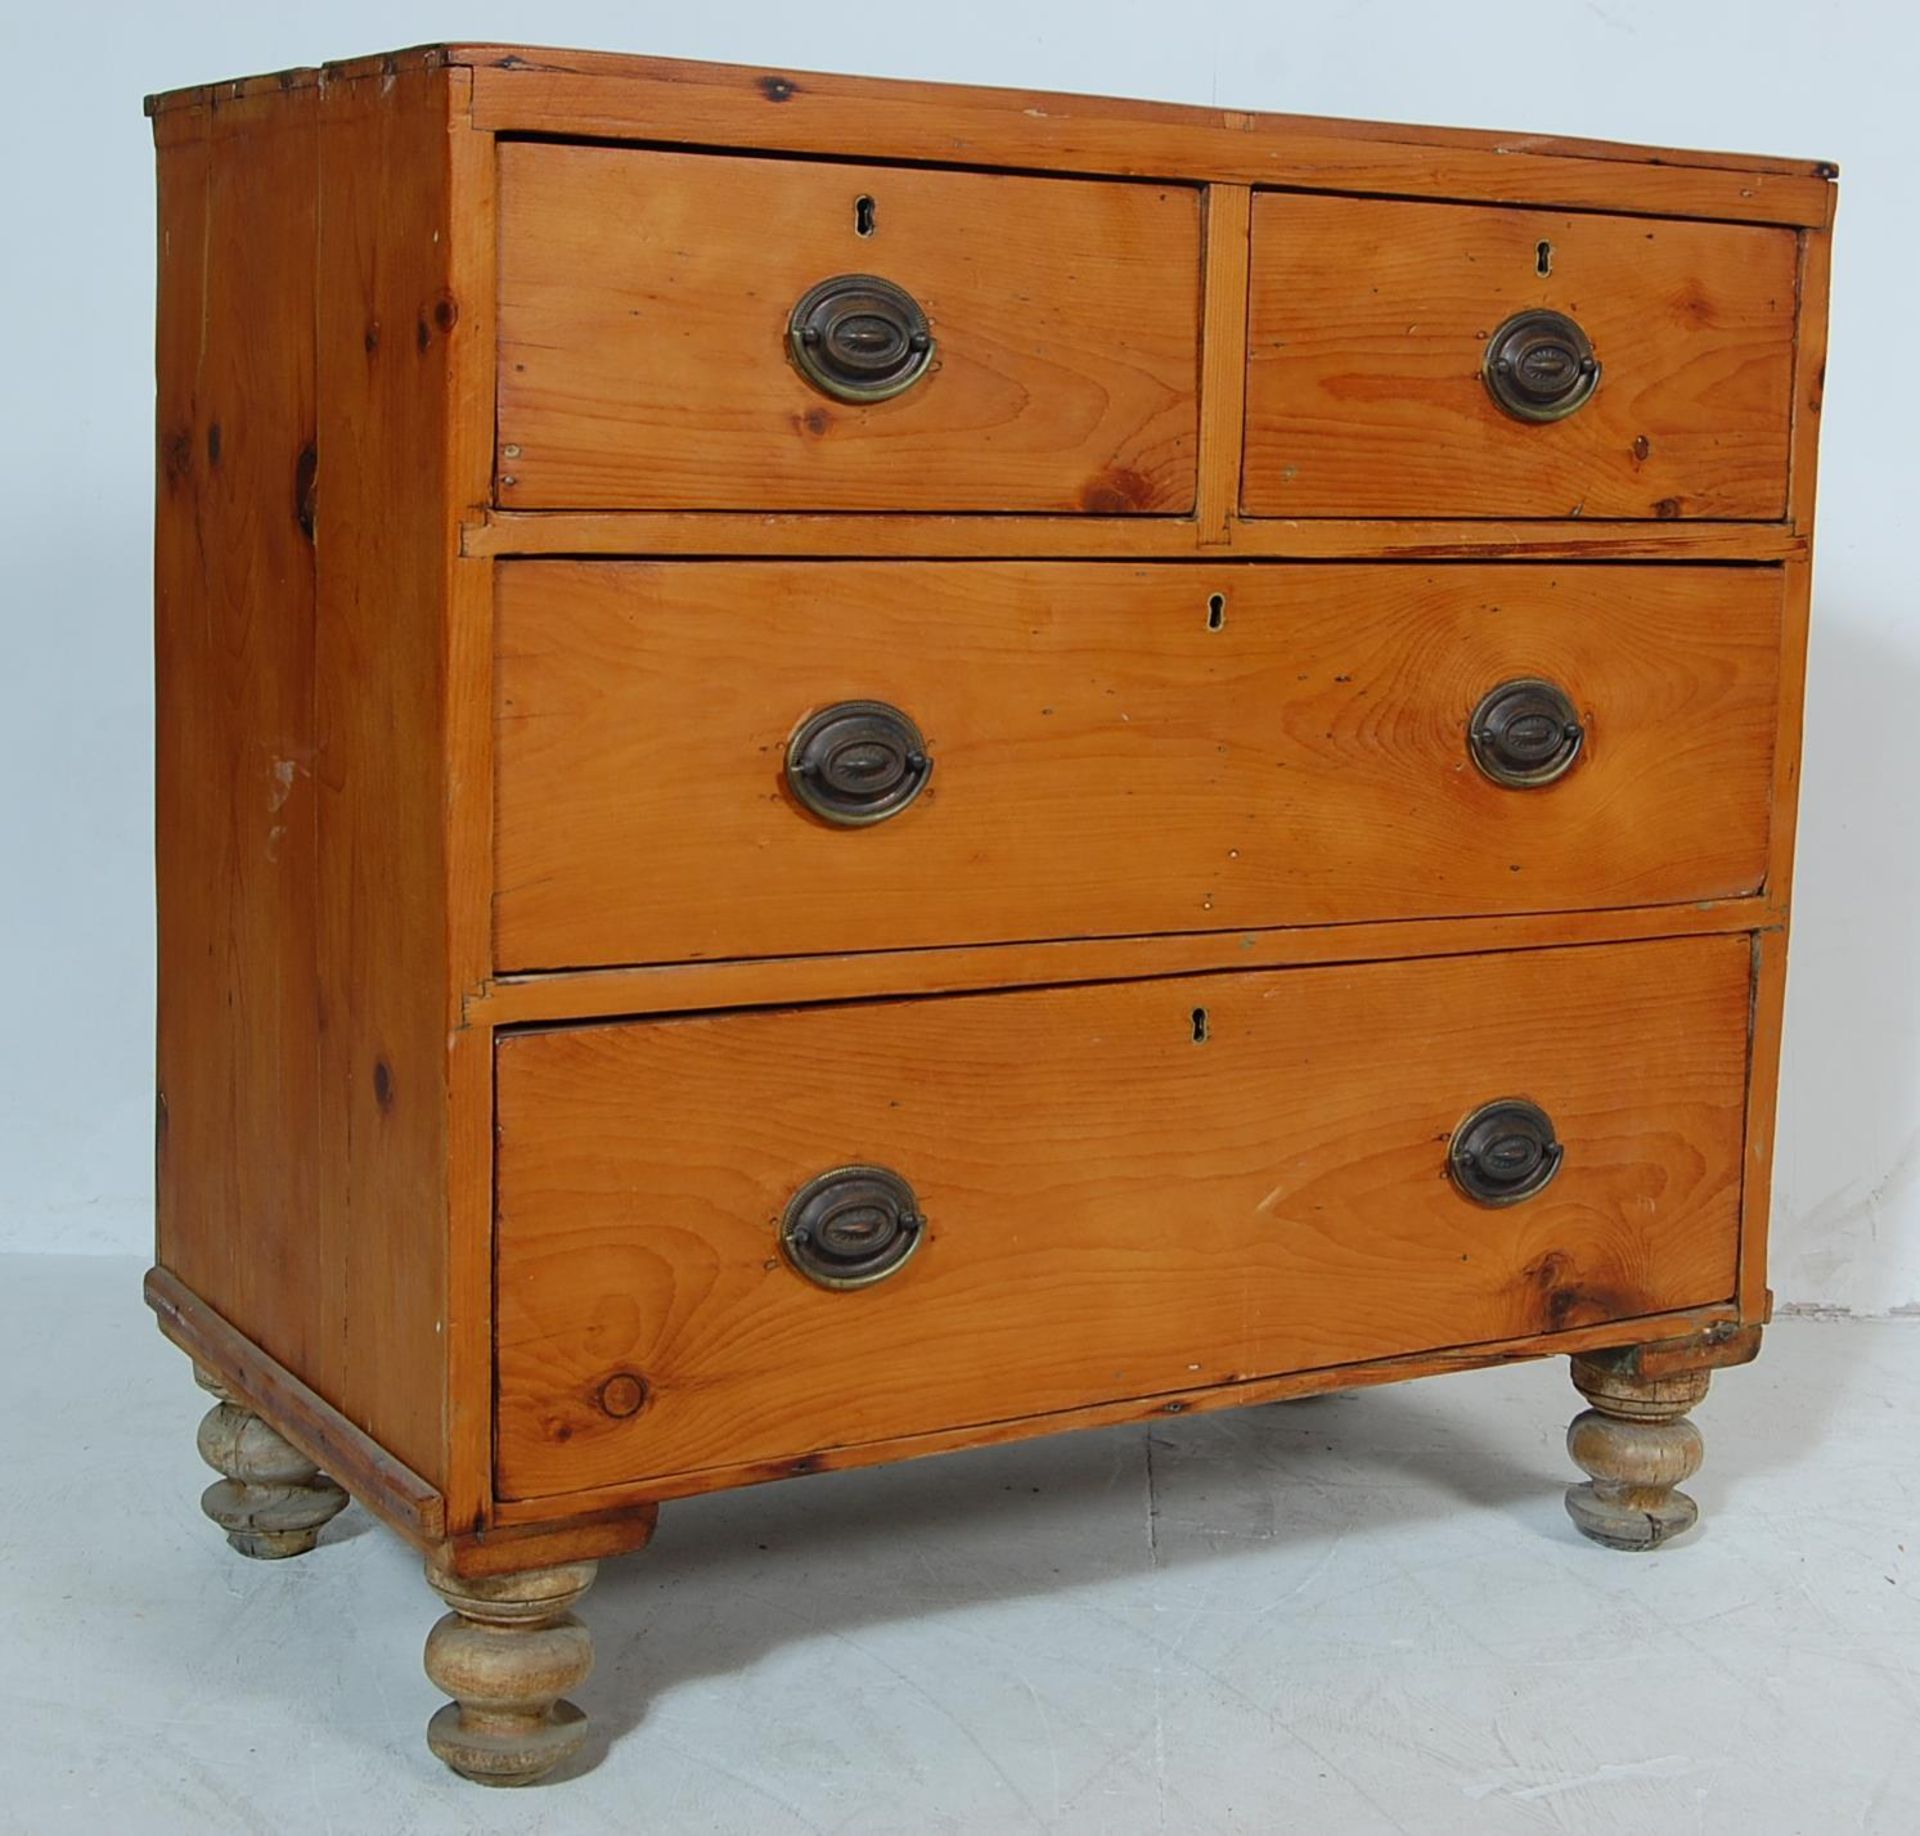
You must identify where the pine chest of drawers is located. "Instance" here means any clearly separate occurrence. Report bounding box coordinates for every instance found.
[145,43,1834,1785]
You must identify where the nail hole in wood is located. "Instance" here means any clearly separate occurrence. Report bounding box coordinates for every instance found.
[1206,592,1226,631]
[1536,239,1553,277]
[855,194,876,237]
[1191,1007,1209,1044]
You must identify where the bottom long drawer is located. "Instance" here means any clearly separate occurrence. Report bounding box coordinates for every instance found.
[494,935,1752,1501]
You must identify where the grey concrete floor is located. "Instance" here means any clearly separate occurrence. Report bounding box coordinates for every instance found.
[2,1254,1914,1834]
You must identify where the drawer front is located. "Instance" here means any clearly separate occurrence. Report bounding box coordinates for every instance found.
[495,144,1201,512]
[1242,195,1798,520]
[495,936,1751,1500]
[494,561,1780,971]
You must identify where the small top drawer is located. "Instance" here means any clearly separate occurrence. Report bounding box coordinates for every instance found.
[1242,194,1799,520]
[495,144,1202,513]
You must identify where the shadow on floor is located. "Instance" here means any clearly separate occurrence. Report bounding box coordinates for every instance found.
[567,1374,1568,1769]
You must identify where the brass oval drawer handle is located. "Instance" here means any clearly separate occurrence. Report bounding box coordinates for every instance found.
[1483,309,1600,422]
[786,700,932,826]
[788,273,936,403]
[1450,1099,1564,1207]
[780,1165,926,1290]
[1469,677,1585,788]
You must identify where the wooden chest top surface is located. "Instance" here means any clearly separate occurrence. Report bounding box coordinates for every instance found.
[142,42,1833,180]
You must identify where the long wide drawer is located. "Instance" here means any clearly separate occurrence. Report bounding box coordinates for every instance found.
[495,935,1751,1501]
[494,144,1201,513]
[494,561,1781,971]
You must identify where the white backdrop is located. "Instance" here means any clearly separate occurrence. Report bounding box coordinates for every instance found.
[3,1,1914,1314]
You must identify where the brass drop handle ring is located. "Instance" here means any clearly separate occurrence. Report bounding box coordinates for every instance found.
[786,700,932,826]
[1468,678,1585,788]
[1450,1099,1564,1207]
[780,1165,927,1290]
[1483,309,1600,422]
[788,273,935,403]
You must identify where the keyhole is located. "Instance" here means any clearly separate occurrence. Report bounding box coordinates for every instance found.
[1535,239,1553,277]
[855,194,877,238]
[1206,592,1226,631]
[1191,1007,1210,1044]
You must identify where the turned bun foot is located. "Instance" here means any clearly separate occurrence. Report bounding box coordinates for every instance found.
[424,1561,598,1786]
[194,1367,348,1559]
[1565,1353,1710,1552]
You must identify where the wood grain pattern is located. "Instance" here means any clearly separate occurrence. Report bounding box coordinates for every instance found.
[1195,185,1252,545]
[1611,1320,1762,1380]
[146,45,453,117]
[153,85,324,1398]
[494,561,1781,971]
[440,74,502,1539]
[457,50,1834,226]
[495,144,1201,513]
[1213,522,1805,562]
[494,936,1752,1501]
[465,509,1807,562]
[476,901,1775,1027]
[1564,1357,1709,1550]
[1766,227,1835,909]
[311,66,488,1491]
[194,1376,348,1560]
[1243,195,1798,520]
[486,1299,1745,1520]
[423,1562,598,1785]
[147,45,1837,191]
[147,1267,446,1545]
[1739,224,1834,1318]
[149,45,1829,1560]
[149,1266,665,1576]
[152,59,497,1519]
[441,93,503,1544]
[441,1504,660,1580]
